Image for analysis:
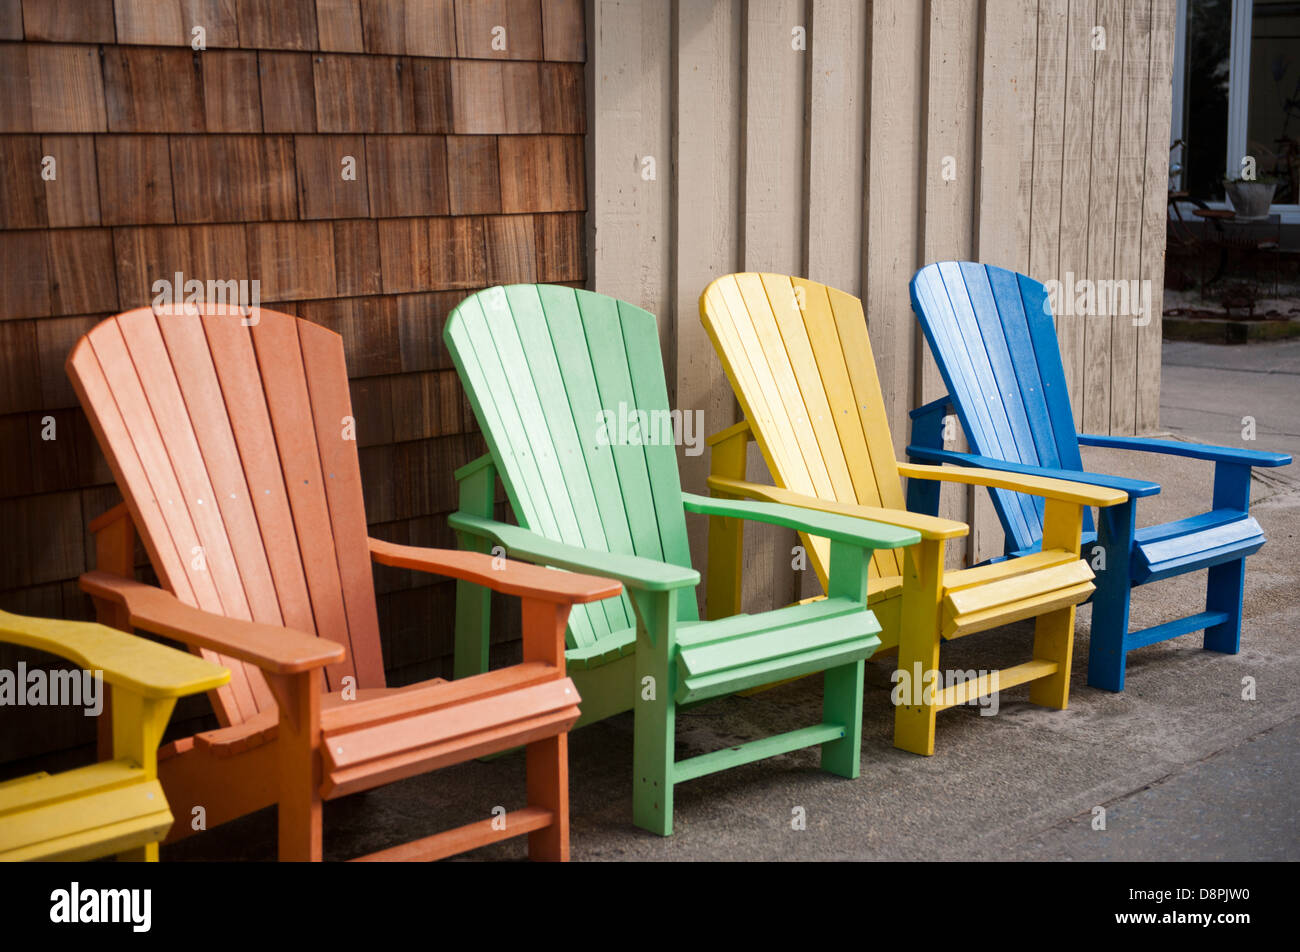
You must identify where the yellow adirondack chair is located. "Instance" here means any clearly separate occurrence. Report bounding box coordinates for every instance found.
[700,273,1126,754]
[0,609,229,861]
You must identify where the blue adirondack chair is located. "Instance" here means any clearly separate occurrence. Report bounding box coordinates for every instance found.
[907,261,1291,692]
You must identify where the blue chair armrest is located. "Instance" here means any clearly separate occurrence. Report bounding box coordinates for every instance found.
[1076,433,1292,468]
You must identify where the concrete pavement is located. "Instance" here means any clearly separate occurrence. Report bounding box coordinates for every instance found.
[165,340,1300,862]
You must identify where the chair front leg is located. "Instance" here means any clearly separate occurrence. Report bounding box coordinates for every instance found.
[1205,461,1252,654]
[1087,498,1136,692]
[266,669,324,862]
[111,688,177,862]
[894,539,945,756]
[521,597,573,861]
[1030,499,1086,708]
[629,588,678,836]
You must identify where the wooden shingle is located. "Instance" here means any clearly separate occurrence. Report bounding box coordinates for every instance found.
[297,295,399,376]
[0,45,32,132]
[498,135,584,212]
[0,491,84,587]
[294,134,369,219]
[539,62,585,133]
[237,0,318,50]
[483,214,536,284]
[446,136,501,215]
[408,56,453,134]
[0,135,46,229]
[112,223,251,309]
[36,314,100,409]
[314,54,414,132]
[96,135,176,225]
[347,375,394,448]
[332,219,382,296]
[534,211,583,282]
[29,409,81,494]
[103,47,204,133]
[202,51,263,133]
[365,135,449,218]
[245,220,336,301]
[0,231,50,319]
[170,135,298,223]
[0,0,21,40]
[359,0,456,57]
[115,0,240,47]
[449,60,505,134]
[541,0,585,61]
[21,0,116,43]
[316,0,365,52]
[47,228,116,316]
[41,135,101,227]
[396,290,462,372]
[0,415,33,499]
[28,45,108,133]
[0,320,40,413]
[259,51,317,132]
[454,0,543,60]
[501,62,543,134]
[378,215,486,292]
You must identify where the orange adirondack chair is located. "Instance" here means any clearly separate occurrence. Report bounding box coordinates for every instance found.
[66,304,621,862]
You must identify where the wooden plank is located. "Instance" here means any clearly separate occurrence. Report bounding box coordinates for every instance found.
[95,134,175,225]
[805,0,867,294]
[28,45,108,133]
[0,232,50,319]
[47,229,116,316]
[409,57,453,134]
[364,135,449,218]
[313,54,413,132]
[864,0,924,460]
[103,47,202,133]
[1028,0,1068,286]
[498,135,583,212]
[169,135,298,223]
[1109,0,1153,436]
[502,62,544,133]
[292,134,365,218]
[245,221,336,302]
[259,51,317,133]
[971,0,1037,563]
[202,51,262,133]
[484,215,537,284]
[1136,0,1174,434]
[112,224,250,308]
[449,60,507,134]
[541,0,584,61]
[237,0,318,50]
[455,0,543,60]
[673,0,743,581]
[0,135,47,228]
[315,0,364,51]
[21,0,115,43]
[446,136,502,215]
[358,0,456,56]
[585,0,671,340]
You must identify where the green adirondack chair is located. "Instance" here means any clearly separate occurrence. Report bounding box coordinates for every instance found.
[445,284,920,835]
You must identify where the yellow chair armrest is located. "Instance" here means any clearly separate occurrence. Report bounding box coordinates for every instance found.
[0,609,229,700]
[896,462,1127,507]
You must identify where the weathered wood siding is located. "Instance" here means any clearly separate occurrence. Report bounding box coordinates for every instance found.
[588,0,1173,601]
[0,0,588,764]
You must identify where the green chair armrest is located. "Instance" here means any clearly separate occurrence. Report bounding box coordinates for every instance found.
[448,512,700,593]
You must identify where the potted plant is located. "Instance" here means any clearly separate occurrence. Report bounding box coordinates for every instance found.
[1222,175,1278,220]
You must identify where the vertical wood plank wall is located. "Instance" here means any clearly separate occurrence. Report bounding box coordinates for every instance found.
[0,0,588,764]
[588,0,1173,604]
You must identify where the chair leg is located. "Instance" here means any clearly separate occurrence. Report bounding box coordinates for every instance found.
[1087,500,1135,692]
[632,688,675,837]
[820,660,864,778]
[525,734,569,861]
[894,624,941,756]
[1204,557,1246,654]
[117,843,157,862]
[1028,606,1075,709]
[268,671,323,862]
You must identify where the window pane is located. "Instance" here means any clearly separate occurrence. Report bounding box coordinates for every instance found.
[1185,0,1233,200]
[1247,0,1300,204]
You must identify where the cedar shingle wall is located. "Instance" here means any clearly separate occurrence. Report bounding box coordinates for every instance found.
[0,0,586,764]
